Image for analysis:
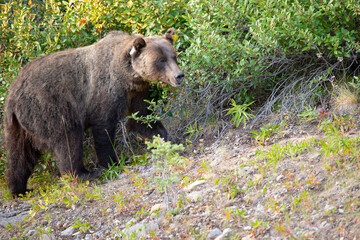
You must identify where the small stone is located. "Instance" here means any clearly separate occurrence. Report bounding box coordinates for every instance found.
[222,228,233,236]
[93,231,104,238]
[150,203,167,214]
[253,174,262,181]
[222,201,236,208]
[184,180,206,192]
[61,226,75,237]
[85,234,92,240]
[203,173,216,180]
[308,152,321,160]
[242,234,254,240]
[123,222,144,236]
[41,234,56,240]
[187,191,203,202]
[276,175,284,181]
[126,218,137,227]
[243,226,252,231]
[123,221,159,237]
[324,204,336,213]
[146,221,159,232]
[207,228,222,239]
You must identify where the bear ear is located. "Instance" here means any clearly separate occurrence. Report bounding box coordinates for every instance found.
[130,37,146,56]
[164,28,176,45]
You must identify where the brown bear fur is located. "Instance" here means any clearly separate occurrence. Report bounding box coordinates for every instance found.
[4,28,184,196]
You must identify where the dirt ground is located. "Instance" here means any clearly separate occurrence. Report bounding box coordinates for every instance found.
[1,118,360,239]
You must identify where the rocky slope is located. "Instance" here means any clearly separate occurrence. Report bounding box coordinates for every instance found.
[1,118,360,239]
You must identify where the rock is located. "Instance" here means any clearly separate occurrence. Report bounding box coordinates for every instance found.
[85,234,93,240]
[150,203,167,223]
[184,180,206,192]
[150,203,167,214]
[41,233,56,240]
[203,173,217,180]
[0,210,29,227]
[126,218,137,227]
[210,158,220,167]
[247,152,256,158]
[27,229,36,236]
[242,234,254,240]
[93,231,104,238]
[123,223,145,237]
[215,228,233,240]
[308,152,321,160]
[60,226,75,237]
[123,221,159,237]
[187,191,203,202]
[253,174,262,181]
[324,204,336,213]
[210,147,227,167]
[243,226,252,231]
[223,228,233,236]
[207,228,222,239]
[146,221,159,233]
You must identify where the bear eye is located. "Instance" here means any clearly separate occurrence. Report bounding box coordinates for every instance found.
[159,57,167,63]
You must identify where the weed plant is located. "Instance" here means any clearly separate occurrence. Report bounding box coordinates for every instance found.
[145,136,185,209]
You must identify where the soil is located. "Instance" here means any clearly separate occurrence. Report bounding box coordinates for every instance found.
[1,119,360,239]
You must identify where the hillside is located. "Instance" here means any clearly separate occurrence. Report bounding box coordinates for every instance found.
[1,1,360,239]
[1,114,360,239]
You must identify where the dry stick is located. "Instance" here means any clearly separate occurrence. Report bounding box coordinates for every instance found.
[118,120,130,148]
[115,120,137,158]
[252,59,341,126]
[105,129,121,163]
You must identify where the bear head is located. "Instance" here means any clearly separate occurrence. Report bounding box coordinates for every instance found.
[130,28,184,87]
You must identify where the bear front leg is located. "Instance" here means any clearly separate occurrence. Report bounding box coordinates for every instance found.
[92,124,118,168]
[54,128,102,180]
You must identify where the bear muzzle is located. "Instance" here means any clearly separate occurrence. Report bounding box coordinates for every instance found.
[173,72,185,86]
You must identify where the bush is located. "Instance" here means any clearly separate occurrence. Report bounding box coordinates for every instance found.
[165,0,360,138]
[250,0,360,57]
[166,0,258,139]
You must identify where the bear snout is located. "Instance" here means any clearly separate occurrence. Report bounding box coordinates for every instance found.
[175,72,185,85]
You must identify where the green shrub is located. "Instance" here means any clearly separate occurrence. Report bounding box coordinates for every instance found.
[166,0,360,137]
[250,0,360,57]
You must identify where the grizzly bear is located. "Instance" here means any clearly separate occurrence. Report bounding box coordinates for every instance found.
[4,28,184,196]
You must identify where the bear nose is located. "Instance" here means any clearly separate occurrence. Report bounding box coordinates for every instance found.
[175,72,184,84]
